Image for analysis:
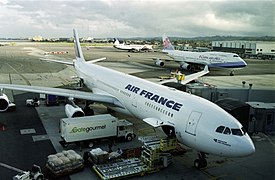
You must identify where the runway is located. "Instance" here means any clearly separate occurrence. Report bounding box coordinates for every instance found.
[0,42,274,179]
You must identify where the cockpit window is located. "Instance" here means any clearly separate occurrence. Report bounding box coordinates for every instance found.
[216,126,245,136]
[223,127,231,135]
[231,129,243,136]
[216,126,225,133]
[233,55,239,58]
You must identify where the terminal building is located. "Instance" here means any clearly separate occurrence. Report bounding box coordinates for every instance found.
[211,41,275,59]
[164,82,275,134]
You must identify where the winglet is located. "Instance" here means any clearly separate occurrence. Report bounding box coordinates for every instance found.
[73,29,85,61]
[204,65,209,72]
[160,65,209,85]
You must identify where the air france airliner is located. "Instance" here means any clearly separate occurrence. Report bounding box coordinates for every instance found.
[0,29,255,169]
[155,35,247,75]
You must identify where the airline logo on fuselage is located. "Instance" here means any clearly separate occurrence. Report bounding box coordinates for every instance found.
[125,84,183,111]
[198,55,222,63]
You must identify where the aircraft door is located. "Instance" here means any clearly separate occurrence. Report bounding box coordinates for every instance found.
[185,111,202,136]
[129,94,139,116]
[131,95,137,108]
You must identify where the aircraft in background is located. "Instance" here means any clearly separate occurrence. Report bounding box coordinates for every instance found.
[113,38,153,52]
[154,35,247,75]
[0,29,254,169]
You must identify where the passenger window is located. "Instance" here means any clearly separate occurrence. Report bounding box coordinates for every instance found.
[223,127,231,135]
[231,129,243,136]
[216,126,225,133]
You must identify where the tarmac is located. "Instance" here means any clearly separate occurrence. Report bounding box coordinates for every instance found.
[0,42,275,179]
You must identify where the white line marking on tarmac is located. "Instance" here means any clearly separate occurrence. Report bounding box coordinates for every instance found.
[0,162,24,173]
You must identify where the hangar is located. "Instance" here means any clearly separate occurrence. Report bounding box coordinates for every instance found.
[212,41,275,59]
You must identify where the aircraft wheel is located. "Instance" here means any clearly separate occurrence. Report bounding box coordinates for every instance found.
[194,159,201,169]
[201,159,207,168]
[126,134,133,142]
[36,176,43,180]
[194,159,207,169]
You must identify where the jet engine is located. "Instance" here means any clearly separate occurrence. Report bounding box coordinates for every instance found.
[155,59,164,67]
[180,62,191,70]
[65,104,85,118]
[0,93,9,112]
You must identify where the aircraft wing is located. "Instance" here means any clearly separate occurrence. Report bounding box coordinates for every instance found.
[0,84,124,108]
[160,65,209,85]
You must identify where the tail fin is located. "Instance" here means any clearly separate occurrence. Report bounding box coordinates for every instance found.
[73,29,85,61]
[162,34,175,51]
[114,38,120,45]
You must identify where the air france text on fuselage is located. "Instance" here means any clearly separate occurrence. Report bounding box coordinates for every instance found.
[125,84,183,111]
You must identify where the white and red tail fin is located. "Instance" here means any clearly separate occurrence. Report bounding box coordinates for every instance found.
[73,29,85,62]
[162,34,175,51]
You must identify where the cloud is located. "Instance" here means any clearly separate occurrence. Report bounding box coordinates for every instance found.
[0,0,274,38]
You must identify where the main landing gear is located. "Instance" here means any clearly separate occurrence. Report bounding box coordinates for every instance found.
[194,152,207,169]
[230,70,235,76]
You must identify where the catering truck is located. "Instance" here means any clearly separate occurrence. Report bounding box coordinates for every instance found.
[59,114,135,147]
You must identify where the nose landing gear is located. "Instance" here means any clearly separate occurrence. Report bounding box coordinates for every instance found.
[194,152,207,169]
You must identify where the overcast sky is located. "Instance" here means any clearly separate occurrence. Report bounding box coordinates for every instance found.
[0,0,274,38]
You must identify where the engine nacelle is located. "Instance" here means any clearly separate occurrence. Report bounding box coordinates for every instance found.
[65,104,85,118]
[180,62,191,70]
[0,94,10,112]
[155,59,164,67]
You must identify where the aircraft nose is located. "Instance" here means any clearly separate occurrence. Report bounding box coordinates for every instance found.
[241,59,247,67]
[237,57,247,67]
[240,136,255,156]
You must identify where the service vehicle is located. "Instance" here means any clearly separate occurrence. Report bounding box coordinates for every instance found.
[59,114,135,147]
[45,94,59,106]
[13,165,44,180]
[26,98,40,107]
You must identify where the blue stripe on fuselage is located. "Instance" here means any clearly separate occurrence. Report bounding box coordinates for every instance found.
[208,61,247,68]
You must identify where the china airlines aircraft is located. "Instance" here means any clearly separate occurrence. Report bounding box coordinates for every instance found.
[113,38,153,52]
[0,29,255,169]
[155,35,247,75]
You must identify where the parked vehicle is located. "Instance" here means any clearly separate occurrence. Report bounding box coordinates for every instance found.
[59,114,135,147]
[26,98,40,107]
[13,165,44,180]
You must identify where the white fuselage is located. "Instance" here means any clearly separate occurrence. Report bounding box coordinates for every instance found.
[114,43,152,52]
[164,50,247,68]
[75,58,255,157]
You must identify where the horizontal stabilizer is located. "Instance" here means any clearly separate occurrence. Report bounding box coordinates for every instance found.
[88,57,107,64]
[40,58,74,66]
[143,117,167,128]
